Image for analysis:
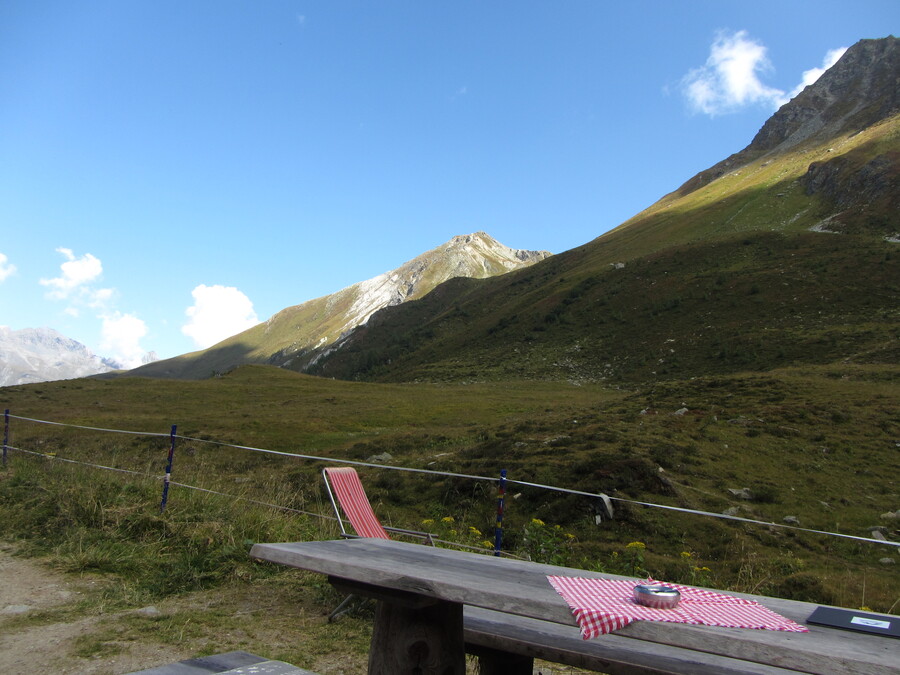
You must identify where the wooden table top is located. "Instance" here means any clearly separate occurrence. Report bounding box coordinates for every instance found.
[251,538,898,675]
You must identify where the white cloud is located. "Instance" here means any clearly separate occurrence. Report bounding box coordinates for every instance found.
[182,284,259,349]
[682,32,849,116]
[35,247,150,363]
[88,287,116,307]
[0,252,16,282]
[40,248,104,298]
[785,47,848,101]
[101,312,149,369]
[682,30,786,116]
[39,247,115,313]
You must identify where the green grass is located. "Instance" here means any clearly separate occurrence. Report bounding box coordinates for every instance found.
[2,363,897,612]
[0,458,321,602]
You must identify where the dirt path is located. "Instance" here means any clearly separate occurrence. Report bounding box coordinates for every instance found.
[0,542,377,674]
[0,543,187,674]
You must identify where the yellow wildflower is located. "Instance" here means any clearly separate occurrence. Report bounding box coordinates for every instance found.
[531,518,545,527]
[421,518,434,525]
[469,526,482,536]
[680,551,692,559]
[441,516,455,523]
[625,541,646,550]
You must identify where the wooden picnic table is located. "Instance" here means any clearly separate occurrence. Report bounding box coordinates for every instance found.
[250,538,898,675]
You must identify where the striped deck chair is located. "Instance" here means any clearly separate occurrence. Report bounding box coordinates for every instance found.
[322,466,434,544]
[322,467,435,622]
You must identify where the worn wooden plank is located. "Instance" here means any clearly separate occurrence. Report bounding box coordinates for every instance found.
[251,539,899,675]
[221,663,318,675]
[125,651,273,674]
[463,606,805,675]
[127,651,318,675]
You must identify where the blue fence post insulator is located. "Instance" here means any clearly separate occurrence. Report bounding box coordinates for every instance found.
[3,409,9,467]
[494,468,507,556]
[159,424,177,513]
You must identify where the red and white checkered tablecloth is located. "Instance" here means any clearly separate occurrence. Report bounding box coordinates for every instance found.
[547,576,810,639]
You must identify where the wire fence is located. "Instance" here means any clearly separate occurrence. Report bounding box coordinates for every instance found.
[2,409,897,550]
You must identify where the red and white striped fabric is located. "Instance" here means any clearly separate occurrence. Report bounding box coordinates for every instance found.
[547,576,809,639]
[324,467,391,539]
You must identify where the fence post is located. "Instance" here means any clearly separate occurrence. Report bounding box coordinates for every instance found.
[2,409,9,467]
[493,468,507,556]
[159,424,177,513]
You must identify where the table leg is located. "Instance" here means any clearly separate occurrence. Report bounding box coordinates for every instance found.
[367,598,466,675]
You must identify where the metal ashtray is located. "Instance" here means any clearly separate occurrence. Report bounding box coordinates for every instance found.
[633,584,681,609]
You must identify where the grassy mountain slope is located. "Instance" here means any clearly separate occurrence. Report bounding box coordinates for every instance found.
[312,229,897,384]
[127,232,550,380]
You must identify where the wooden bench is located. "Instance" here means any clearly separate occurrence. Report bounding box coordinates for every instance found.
[463,607,801,675]
[125,650,319,675]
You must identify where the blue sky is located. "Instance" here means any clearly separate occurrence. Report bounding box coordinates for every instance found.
[1,1,896,366]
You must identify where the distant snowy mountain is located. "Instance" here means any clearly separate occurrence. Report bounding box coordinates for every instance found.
[0,327,155,386]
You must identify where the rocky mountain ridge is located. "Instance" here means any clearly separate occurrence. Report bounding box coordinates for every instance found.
[301,231,550,340]
[293,232,552,370]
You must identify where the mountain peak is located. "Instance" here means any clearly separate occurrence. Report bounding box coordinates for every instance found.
[751,36,899,154]
[678,36,899,197]
[296,232,552,364]
[327,232,550,331]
